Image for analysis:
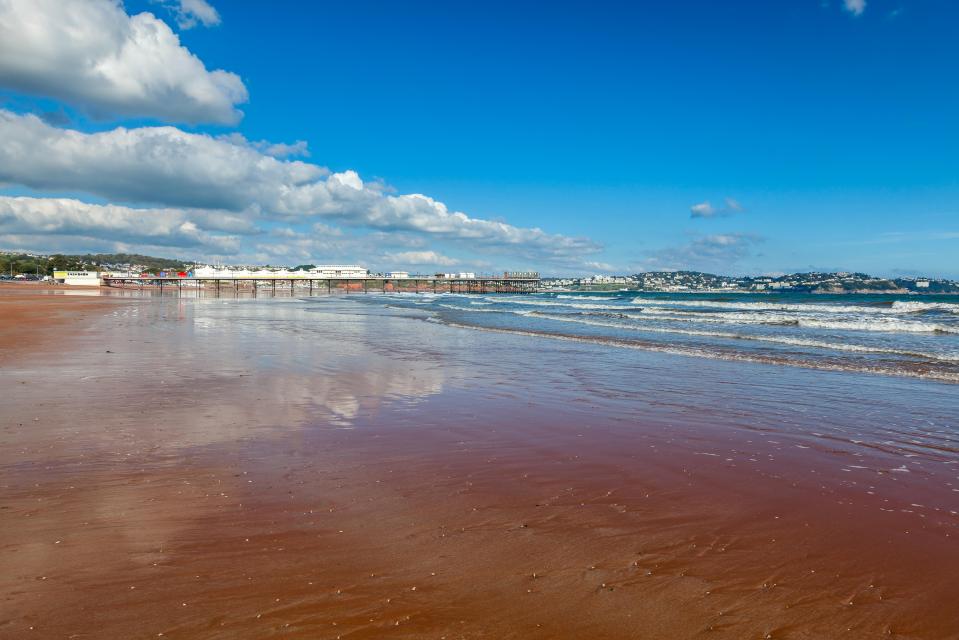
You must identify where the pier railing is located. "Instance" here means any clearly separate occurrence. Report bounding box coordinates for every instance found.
[100,275,541,296]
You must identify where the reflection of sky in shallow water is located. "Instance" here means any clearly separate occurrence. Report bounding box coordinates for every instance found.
[6,295,956,470]
[2,293,957,528]
[4,298,450,463]
[185,299,447,425]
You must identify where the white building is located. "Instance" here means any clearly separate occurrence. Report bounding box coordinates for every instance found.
[192,265,368,279]
[307,265,368,278]
[193,266,231,278]
[387,271,410,279]
[53,270,101,286]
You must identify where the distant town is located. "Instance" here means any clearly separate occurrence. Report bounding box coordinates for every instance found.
[543,271,959,294]
[1,250,957,293]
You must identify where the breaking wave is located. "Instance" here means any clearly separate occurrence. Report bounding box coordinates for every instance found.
[427,317,959,384]
[529,311,959,361]
[370,290,959,384]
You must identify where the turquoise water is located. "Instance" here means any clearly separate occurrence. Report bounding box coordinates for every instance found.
[359,291,959,382]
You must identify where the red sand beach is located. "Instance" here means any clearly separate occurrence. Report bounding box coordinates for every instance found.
[1,288,957,639]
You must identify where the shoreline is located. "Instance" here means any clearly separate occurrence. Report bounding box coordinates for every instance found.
[1,291,957,638]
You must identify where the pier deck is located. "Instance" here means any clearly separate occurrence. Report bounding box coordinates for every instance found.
[101,276,540,296]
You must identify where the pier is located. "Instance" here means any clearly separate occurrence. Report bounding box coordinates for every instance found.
[100,274,541,296]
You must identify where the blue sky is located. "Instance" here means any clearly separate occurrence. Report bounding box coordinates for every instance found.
[0,0,956,277]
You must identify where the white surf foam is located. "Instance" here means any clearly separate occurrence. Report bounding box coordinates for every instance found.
[530,312,959,361]
[430,318,959,384]
[628,297,896,314]
[628,308,959,334]
[891,300,959,314]
[555,294,620,301]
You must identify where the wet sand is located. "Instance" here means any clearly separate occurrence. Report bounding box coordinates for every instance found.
[1,290,957,639]
[0,285,128,364]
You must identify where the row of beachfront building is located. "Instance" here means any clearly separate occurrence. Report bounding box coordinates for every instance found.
[51,265,484,285]
[191,266,479,279]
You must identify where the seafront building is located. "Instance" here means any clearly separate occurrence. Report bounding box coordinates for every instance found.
[52,265,371,285]
[192,265,369,279]
[52,270,101,285]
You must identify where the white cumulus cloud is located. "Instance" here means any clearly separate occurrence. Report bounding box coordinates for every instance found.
[0,0,247,124]
[690,197,745,219]
[382,250,458,267]
[0,110,324,210]
[163,0,221,29]
[690,202,717,218]
[584,260,616,271]
[0,195,240,252]
[0,110,602,265]
[218,133,311,158]
[844,0,866,16]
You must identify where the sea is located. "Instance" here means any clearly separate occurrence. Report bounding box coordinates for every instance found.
[357,290,959,383]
